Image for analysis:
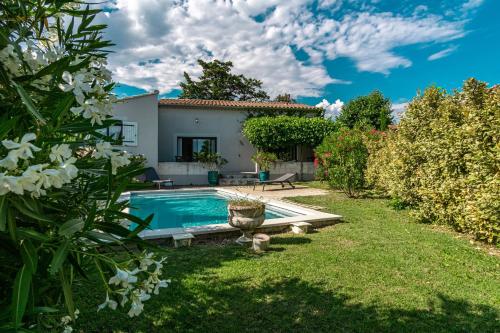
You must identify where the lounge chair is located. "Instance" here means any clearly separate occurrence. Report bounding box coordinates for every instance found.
[143,167,174,189]
[253,173,296,191]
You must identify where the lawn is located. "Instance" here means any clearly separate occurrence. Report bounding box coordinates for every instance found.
[73,189,500,333]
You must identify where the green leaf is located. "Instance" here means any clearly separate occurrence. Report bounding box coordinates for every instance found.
[49,240,70,275]
[17,228,49,242]
[20,239,38,273]
[12,82,46,124]
[27,307,59,314]
[9,198,53,223]
[108,178,129,207]
[11,265,33,327]
[0,196,7,232]
[60,268,75,320]
[59,219,84,238]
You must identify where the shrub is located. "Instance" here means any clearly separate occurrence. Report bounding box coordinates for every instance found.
[251,151,277,171]
[243,116,337,150]
[315,129,369,197]
[366,79,499,244]
[0,2,168,331]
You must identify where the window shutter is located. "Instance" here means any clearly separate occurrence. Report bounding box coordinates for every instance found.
[122,122,138,146]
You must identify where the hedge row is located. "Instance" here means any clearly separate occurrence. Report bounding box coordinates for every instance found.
[366,79,499,244]
[242,116,337,150]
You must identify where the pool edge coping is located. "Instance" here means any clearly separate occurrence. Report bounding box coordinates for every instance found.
[120,187,342,240]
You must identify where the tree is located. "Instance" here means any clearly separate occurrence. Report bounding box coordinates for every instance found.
[0,2,168,331]
[179,59,269,101]
[274,93,296,103]
[337,91,393,130]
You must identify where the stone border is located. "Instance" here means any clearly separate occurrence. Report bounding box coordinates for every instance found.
[120,188,342,240]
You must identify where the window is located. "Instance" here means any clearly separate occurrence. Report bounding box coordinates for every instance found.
[176,137,217,162]
[99,121,138,146]
[122,122,138,146]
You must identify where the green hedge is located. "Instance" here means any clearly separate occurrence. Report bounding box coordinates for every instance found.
[366,79,499,244]
[242,116,337,150]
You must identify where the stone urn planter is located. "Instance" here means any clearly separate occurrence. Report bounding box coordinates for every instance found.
[227,199,265,246]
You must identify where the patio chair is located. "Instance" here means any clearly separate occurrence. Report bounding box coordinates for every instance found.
[253,173,296,191]
[143,167,174,189]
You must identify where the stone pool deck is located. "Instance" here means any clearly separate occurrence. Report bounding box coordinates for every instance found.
[220,184,329,199]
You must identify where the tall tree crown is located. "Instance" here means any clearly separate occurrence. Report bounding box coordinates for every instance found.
[179,59,269,101]
[337,91,393,130]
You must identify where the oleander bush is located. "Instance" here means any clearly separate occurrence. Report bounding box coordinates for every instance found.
[366,79,499,244]
[315,129,369,197]
[0,2,169,331]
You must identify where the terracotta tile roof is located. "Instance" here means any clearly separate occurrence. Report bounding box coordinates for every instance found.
[158,98,321,111]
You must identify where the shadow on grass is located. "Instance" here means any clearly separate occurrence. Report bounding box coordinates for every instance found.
[153,278,499,333]
[75,245,500,333]
[271,236,312,245]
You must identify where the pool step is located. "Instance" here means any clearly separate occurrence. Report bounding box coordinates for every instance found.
[290,222,313,234]
[172,232,195,248]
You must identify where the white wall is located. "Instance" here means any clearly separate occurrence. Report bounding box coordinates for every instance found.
[158,106,256,173]
[113,92,159,169]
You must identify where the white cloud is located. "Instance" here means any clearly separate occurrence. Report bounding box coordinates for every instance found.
[98,0,468,96]
[391,102,408,122]
[316,98,344,119]
[428,46,458,61]
[462,0,484,11]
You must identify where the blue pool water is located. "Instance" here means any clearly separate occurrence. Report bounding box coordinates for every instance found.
[129,191,299,229]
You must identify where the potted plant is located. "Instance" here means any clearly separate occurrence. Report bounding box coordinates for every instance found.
[227,198,265,245]
[251,151,277,181]
[195,151,228,185]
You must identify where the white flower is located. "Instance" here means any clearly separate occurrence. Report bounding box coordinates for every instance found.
[42,168,65,188]
[0,45,21,74]
[93,142,113,159]
[110,152,130,175]
[127,290,150,318]
[0,174,23,195]
[153,257,167,274]
[50,144,72,163]
[0,151,20,170]
[97,293,118,311]
[108,268,138,288]
[127,299,144,318]
[93,143,130,174]
[58,71,91,105]
[59,157,78,181]
[62,326,73,333]
[154,279,170,295]
[139,252,155,270]
[0,133,41,169]
[60,315,72,325]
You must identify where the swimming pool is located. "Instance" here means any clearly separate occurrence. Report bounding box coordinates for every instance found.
[129,190,300,229]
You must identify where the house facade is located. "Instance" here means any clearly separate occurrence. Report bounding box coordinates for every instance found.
[113,93,321,185]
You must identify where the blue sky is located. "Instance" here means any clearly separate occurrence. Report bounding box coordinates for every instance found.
[106,0,499,115]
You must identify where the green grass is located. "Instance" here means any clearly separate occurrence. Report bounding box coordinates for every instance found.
[73,191,500,333]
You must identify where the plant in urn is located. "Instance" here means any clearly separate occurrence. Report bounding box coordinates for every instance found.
[228,198,265,246]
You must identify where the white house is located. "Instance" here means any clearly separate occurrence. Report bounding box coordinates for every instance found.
[112,92,321,185]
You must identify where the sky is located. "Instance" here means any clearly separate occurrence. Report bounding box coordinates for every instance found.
[102,0,500,118]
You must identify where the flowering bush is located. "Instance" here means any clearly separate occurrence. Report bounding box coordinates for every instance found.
[315,129,369,197]
[366,79,499,244]
[0,2,168,331]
